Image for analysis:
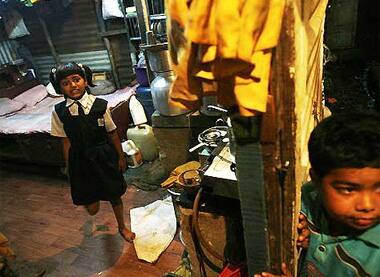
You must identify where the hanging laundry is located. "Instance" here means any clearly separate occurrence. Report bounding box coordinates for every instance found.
[165,0,285,116]
[102,0,124,19]
[3,8,30,39]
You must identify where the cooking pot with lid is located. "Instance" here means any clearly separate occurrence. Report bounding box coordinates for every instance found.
[189,126,228,153]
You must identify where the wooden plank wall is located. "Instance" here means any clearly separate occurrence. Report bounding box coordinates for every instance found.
[270,0,328,274]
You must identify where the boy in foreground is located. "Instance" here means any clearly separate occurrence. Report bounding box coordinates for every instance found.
[256,112,380,276]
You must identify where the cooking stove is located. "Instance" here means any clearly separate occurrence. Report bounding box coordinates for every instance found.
[200,143,239,200]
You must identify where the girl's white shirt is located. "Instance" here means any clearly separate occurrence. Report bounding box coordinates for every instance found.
[51,92,116,137]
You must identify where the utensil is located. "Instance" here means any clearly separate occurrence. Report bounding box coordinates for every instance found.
[189,126,228,153]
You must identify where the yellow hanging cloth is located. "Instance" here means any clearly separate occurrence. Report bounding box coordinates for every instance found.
[165,0,285,116]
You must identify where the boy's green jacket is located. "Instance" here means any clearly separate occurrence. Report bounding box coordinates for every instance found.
[300,182,380,277]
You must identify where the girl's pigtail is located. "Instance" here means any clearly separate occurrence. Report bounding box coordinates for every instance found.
[49,67,57,84]
[77,63,95,87]
[83,64,95,87]
[49,67,62,94]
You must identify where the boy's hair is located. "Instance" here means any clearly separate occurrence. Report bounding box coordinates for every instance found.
[49,62,95,94]
[308,111,380,178]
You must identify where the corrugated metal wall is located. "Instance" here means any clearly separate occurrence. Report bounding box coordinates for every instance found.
[1,0,168,87]
[0,40,17,65]
[17,0,104,55]
[14,0,134,87]
[34,50,111,84]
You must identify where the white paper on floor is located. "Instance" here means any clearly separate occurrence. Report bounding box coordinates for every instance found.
[130,196,177,263]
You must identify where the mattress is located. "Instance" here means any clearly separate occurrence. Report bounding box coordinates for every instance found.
[0,85,135,135]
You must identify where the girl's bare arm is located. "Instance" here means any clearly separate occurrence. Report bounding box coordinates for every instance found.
[107,130,127,172]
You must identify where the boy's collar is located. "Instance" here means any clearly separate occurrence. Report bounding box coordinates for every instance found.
[357,222,380,248]
[66,92,89,107]
[320,214,380,248]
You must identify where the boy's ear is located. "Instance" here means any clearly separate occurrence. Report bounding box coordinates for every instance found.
[309,168,317,182]
[309,168,322,185]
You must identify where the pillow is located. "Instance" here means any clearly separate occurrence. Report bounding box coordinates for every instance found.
[46,82,61,97]
[90,80,116,96]
[0,98,25,116]
[13,84,48,106]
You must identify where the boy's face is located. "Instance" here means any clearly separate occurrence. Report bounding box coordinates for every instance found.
[317,167,380,233]
[320,167,380,231]
[60,74,87,100]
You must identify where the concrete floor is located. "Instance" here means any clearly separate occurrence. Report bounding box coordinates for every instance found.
[0,166,184,277]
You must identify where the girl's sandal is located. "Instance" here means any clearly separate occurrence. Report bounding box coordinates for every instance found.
[119,228,136,243]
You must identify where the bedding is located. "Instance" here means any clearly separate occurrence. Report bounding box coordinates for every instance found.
[91,80,116,95]
[0,98,25,116]
[0,85,136,134]
[13,84,48,106]
[0,84,136,166]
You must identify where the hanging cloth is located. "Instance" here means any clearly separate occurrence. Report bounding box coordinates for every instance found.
[3,9,31,39]
[165,0,285,116]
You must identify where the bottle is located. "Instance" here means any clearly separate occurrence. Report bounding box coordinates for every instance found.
[129,95,147,125]
[127,124,159,161]
[122,140,143,168]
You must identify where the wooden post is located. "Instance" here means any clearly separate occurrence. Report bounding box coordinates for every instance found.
[271,1,297,274]
[94,0,121,88]
[117,0,137,65]
[133,0,151,44]
[261,95,283,272]
[133,0,156,83]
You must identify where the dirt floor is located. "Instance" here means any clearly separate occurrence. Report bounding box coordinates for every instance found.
[0,165,184,277]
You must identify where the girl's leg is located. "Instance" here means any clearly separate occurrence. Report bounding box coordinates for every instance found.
[85,202,100,215]
[110,198,135,242]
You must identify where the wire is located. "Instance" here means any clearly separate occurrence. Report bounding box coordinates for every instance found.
[192,187,224,262]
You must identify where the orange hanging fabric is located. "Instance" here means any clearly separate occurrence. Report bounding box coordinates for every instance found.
[165,0,285,116]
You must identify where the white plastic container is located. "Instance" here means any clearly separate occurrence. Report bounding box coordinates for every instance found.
[129,95,147,125]
[127,124,159,161]
[122,140,143,168]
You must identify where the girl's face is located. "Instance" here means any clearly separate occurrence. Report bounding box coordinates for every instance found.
[60,74,87,100]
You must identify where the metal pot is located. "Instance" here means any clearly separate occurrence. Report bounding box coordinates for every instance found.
[150,71,190,116]
[189,126,228,152]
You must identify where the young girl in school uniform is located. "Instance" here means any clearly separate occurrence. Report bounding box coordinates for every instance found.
[50,62,135,242]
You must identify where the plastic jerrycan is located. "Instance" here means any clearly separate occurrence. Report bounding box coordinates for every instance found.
[127,124,159,161]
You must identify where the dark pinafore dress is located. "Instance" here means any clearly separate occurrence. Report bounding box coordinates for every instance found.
[55,98,126,206]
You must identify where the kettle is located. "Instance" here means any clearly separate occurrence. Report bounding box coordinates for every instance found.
[141,42,190,116]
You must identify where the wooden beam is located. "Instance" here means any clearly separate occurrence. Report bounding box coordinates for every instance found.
[98,29,130,37]
[94,0,121,88]
[118,0,137,65]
